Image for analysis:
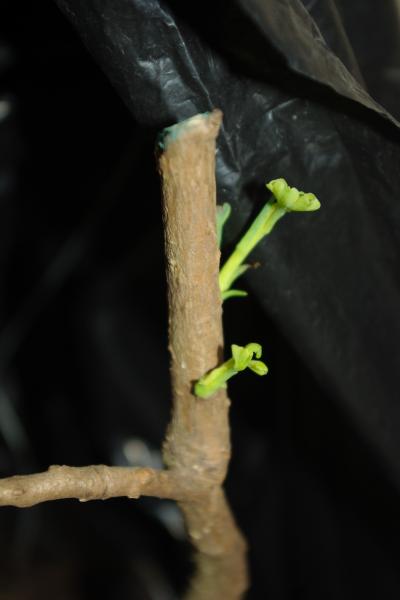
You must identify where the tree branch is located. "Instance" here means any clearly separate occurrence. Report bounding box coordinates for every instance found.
[0,110,249,598]
[159,110,248,599]
[0,465,204,508]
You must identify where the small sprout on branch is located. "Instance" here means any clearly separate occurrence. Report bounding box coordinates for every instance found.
[216,202,232,247]
[266,178,321,212]
[194,343,268,399]
[218,178,320,300]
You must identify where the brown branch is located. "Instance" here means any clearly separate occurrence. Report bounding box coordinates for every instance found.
[159,110,248,599]
[0,110,248,598]
[0,465,204,508]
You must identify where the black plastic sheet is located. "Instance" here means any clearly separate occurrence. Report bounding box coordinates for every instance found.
[53,0,400,483]
[2,0,400,598]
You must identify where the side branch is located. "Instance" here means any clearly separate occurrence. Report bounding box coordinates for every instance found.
[0,465,202,508]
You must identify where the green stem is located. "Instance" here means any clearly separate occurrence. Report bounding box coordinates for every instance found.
[219,201,285,293]
[194,358,237,399]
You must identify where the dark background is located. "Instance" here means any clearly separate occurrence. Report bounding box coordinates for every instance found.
[1,1,400,598]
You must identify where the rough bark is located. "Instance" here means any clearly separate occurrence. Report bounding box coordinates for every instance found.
[0,110,248,599]
[0,465,202,507]
[159,110,248,599]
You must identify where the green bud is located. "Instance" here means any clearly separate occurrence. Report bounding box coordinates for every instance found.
[244,343,262,359]
[194,342,268,399]
[231,344,252,370]
[248,360,268,376]
[266,178,321,212]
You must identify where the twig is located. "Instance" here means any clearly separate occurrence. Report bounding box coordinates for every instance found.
[0,465,203,508]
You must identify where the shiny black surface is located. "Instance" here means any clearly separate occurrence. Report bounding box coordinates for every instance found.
[1,1,400,598]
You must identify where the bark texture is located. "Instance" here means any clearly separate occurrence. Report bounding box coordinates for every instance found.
[0,110,248,599]
[159,110,248,599]
[0,465,201,507]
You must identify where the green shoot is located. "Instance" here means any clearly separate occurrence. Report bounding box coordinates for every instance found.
[194,343,268,399]
[195,178,320,401]
[218,178,320,299]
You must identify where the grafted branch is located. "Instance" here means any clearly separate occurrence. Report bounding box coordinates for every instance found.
[0,110,248,599]
[159,110,248,599]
